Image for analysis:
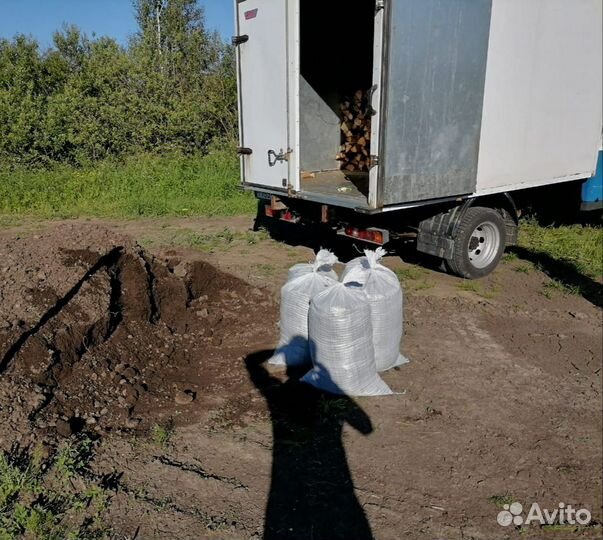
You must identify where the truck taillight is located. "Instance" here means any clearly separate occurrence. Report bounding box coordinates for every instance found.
[281,210,296,223]
[264,204,299,224]
[343,227,387,245]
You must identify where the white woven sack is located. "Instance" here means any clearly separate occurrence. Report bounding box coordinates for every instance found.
[269,251,339,367]
[287,249,339,282]
[343,248,408,372]
[302,281,392,396]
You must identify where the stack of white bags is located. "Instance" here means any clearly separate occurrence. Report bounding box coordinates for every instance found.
[270,248,408,396]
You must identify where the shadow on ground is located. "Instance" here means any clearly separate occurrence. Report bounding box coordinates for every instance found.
[511,246,603,308]
[254,204,442,271]
[255,214,362,262]
[244,350,375,540]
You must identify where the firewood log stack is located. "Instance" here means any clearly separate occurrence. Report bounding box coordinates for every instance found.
[336,89,372,173]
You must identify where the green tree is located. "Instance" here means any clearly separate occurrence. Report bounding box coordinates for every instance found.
[0,0,238,167]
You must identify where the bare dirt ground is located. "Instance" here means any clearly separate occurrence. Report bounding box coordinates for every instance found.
[0,216,601,540]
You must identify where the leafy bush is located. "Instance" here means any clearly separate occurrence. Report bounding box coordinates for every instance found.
[0,0,237,167]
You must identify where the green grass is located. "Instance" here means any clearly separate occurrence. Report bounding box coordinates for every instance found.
[151,422,174,448]
[457,280,500,299]
[53,439,94,480]
[252,263,277,276]
[172,227,237,253]
[539,524,589,533]
[394,266,433,292]
[159,226,270,254]
[0,216,22,229]
[394,266,427,281]
[513,263,533,274]
[518,219,603,280]
[0,151,255,219]
[502,251,519,262]
[0,440,110,539]
[488,495,515,509]
[515,219,602,304]
[541,279,580,299]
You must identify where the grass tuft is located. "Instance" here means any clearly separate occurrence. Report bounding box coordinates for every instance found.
[513,264,533,274]
[541,279,580,298]
[166,227,269,254]
[0,439,110,539]
[457,281,500,299]
[394,266,427,281]
[151,422,174,448]
[394,266,432,292]
[488,495,515,509]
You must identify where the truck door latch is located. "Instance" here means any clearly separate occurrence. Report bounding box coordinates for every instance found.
[367,84,378,116]
[232,35,249,46]
[376,0,385,12]
[268,148,291,167]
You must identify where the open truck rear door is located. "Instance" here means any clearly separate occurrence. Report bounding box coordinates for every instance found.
[368,0,385,208]
[235,0,291,190]
[373,0,492,206]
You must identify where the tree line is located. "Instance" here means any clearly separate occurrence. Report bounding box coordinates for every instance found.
[0,0,237,168]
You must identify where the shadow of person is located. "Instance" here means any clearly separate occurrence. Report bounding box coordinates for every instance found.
[245,349,374,540]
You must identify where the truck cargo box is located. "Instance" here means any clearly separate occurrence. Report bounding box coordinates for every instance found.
[234,0,603,212]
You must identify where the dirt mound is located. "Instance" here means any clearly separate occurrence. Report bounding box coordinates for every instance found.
[0,225,277,448]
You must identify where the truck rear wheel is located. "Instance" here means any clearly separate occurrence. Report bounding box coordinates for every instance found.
[446,207,506,279]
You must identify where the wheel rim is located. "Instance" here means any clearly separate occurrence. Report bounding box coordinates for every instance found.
[467,221,501,270]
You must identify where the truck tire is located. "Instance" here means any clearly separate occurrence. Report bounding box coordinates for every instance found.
[446,207,507,279]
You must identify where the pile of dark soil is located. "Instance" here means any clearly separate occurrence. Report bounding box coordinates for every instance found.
[0,225,276,449]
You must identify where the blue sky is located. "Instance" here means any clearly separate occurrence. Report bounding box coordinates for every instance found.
[0,0,234,48]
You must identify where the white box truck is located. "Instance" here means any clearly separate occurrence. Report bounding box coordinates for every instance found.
[234,0,603,278]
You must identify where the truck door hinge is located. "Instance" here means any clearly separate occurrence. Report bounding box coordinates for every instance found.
[237,147,252,156]
[376,0,385,12]
[370,155,380,168]
[232,35,249,46]
[268,148,292,167]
